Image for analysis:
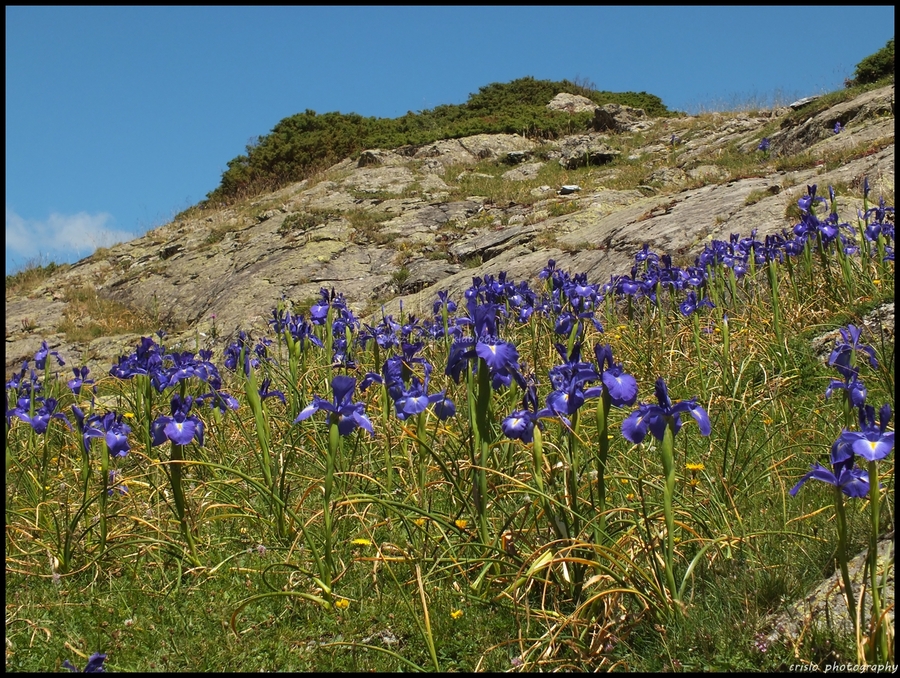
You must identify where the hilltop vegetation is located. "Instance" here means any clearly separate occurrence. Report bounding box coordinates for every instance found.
[847,37,894,87]
[200,77,673,207]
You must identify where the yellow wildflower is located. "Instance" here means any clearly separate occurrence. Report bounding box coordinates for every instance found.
[450,609,463,620]
[454,519,468,530]
[350,538,372,546]
[414,518,427,527]
[334,599,350,610]
[685,463,705,472]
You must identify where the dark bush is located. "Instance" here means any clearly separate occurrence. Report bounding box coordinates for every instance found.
[202,77,674,208]
[848,38,894,86]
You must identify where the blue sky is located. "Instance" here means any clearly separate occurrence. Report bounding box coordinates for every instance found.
[6,6,894,272]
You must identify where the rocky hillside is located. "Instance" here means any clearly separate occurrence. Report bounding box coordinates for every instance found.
[5,84,894,377]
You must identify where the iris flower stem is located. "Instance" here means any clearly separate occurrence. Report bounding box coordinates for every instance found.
[474,358,492,558]
[720,311,732,387]
[168,441,201,567]
[380,382,393,496]
[98,438,109,556]
[866,460,887,662]
[532,426,564,541]
[594,393,611,543]
[833,487,858,640]
[766,259,784,350]
[690,314,708,401]
[660,422,680,606]
[39,434,51,505]
[726,267,738,309]
[416,412,428,505]
[783,255,801,308]
[566,411,582,541]
[656,294,667,363]
[836,243,856,302]
[875,234,888,281]
[286,334,301,421]
[322,417,339,593]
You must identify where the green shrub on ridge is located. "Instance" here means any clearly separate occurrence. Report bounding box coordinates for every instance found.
[201,77,674,208]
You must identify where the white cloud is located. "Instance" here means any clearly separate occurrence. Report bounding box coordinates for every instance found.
[6,206,135,269]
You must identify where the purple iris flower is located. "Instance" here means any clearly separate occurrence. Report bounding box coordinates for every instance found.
[109,336,164,380]
[679,291,715,317]
[258,378,286,405]
[790,461,869,498]
[475,338,520,374]
[833,121,842,134]
[862,195,895,231]
[151,395,205,447]
[622,378,710,444]
[502,409,538,443]
[73,408,132,457]
[835,404,894,462]
[224,331,262,376]
[294,375,374,437]
[360,315,401,351]
[67,366,95,395]
[828,324,878,378]
[825,373,868,408]
[502,376,550,444]
[432,397,457,421]
[757,138,770,152]
[34,340,65,370]
[392,376,448,421]
[797,185,828,215]
[445,301,521,389]
[63,652,107,672]
[273,308,323,350]
[9,397,71,435]
[107,469,128,496]
[432,289,457,317]
[197,390,241,413]
[585,344,638,408]
[154,349,223,392]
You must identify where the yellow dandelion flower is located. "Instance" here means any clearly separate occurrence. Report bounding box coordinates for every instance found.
[414,518,427,527]
[688,478,701,488]
[123,412,135,419]
[685,463,705,472]
[350,538,372,546]
[620,478,629,485]
[334,599,349,610]
[625,493,636,501]
[450,609,463,620]
[454,519,468,530]
[873,279,881,285]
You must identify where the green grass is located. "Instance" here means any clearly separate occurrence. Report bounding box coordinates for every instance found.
[55,285,169,342]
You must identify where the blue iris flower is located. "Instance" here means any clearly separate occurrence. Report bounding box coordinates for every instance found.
[622,378,710,444]
[151,394,205,447]
[836,404,894,462]
[789,461,869,499]
[63,652,107,672]
[294,375,374,436]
